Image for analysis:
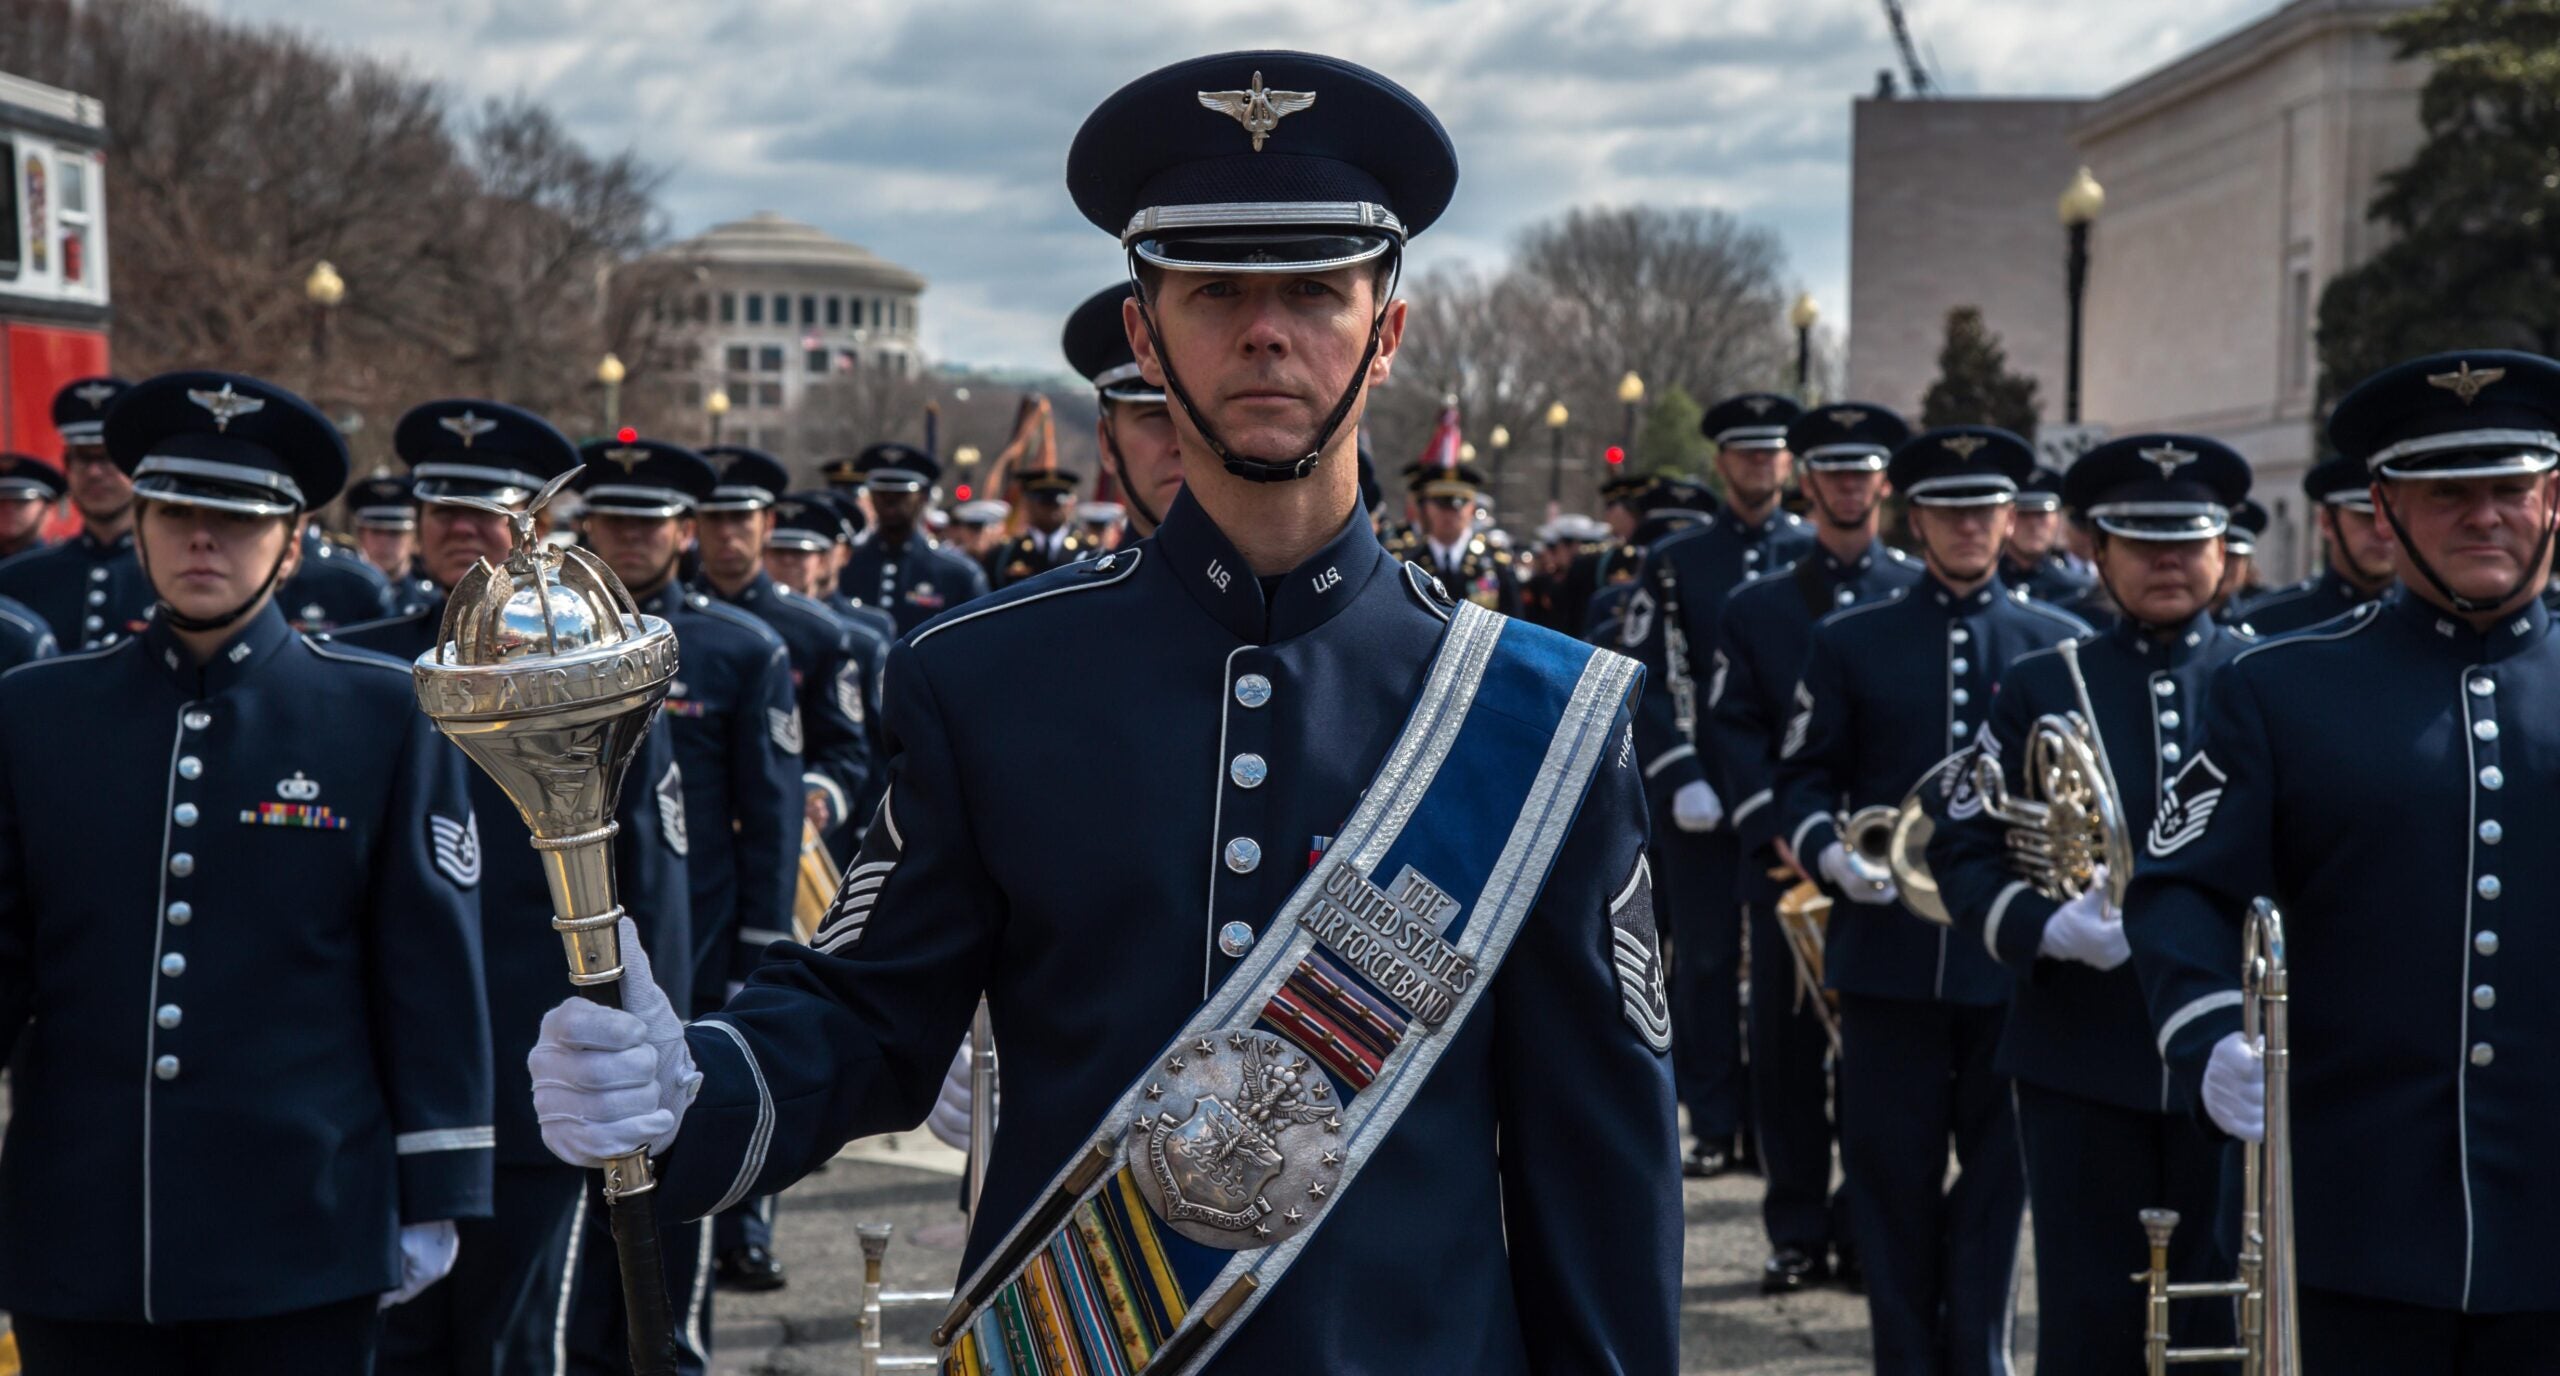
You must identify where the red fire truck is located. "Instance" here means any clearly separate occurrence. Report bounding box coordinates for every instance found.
[0,69,108,533]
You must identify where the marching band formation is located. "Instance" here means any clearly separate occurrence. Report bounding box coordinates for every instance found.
[0,44,2549,1376]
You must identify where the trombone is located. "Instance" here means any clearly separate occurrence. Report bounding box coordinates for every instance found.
[2136,897,2301,1374]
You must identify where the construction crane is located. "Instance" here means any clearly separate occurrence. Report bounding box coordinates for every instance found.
[1879,0,1935,96]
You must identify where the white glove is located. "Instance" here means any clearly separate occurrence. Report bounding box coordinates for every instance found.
[2035,869,2129,970]
[529,916,702,1169]
[926,1037,974,1151]
[379,1220,460,1309]
[1670,780,1724,833]
[1819,840,1900,907]
[2202,1031,2266,1143]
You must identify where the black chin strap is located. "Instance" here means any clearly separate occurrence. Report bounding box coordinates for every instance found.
[1129,251,1401,485]
[2374,484,2560,616]
[1099,415,1164,531]
[141,525,295,635]
[2324,508,2393,592]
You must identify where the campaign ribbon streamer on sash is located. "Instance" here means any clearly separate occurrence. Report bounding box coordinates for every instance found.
[938,603,1640,1376]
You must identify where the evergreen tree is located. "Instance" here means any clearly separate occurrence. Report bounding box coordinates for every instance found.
[1633,383,1712,476]
[1920,307,2044,432]
[2316,0,2560,410]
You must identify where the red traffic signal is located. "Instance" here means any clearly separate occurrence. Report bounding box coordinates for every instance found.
[954,483,974,501]
[1604,446,1625,466]
[616,426,638,444]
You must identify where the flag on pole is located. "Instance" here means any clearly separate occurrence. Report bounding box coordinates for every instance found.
[1417,395,1462,475]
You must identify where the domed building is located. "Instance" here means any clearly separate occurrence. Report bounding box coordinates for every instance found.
[653,211,927,460]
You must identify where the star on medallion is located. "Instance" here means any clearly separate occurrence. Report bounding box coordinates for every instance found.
[1253,1221,1273,1238]
[186,383,265,432]
[2139,445,2197,480]
[1196,71,1316,153]
[1941,435,1989,460]
[1322,1115,1343,1135]
[2428,361,2505,406]
[1166,1055,1186,1074]
[1309,1082,1329,1101]
[1194,1038,1215,1056]
[1283,1207,1305,1224]
[1307,1180,1330,1199]
[1144,1082,1166,1101]
[1320,1149,1342,1167]
[1229,1032,1250,1050]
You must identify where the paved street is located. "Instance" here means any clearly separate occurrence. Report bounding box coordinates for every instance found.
[709,1130,2044,1374]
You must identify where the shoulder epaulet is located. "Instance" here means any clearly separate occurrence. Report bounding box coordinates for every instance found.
[301,636,412,675]
[2231,598,2382,664]
[910,546,1145,647]
[1402,560,1455,622]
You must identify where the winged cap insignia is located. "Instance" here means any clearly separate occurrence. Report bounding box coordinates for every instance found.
[2427,361,2505,406]
[2139,445,2197,480]
[1197,71,1317,153]
[602,446,650,473]
[72,383,117,410]
[187,383,265,433]
[1827,409,1865,428]
[1743,397,1776,415]
[439,410,498,448]
[1941,435,1990,459]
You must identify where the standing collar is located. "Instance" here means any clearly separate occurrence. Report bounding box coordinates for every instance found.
[1814,537,1881,576]
[143,598,297,697]
[2322,566,2384,607]
[1149,487,1390,645]
[2111,607,2219,662]
[701,569,775,609]
[635,579,693,619]
[2385,585,2552,662]
[1919,570,2003,614]
[79,528,132,556]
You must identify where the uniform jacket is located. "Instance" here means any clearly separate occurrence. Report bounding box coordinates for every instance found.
[0,529,151,652]
[1775,575,2087,1004]
[2229,567,2378,637]
[0,595,57,673]
[657,490,1683,1375]
[2001,550,2095,606]
[987,526,1099,589]
[820,592,894,822]
[1930,611,2248,1112]
[842,528,989,636]
[2127,591,2560,1313]
[698,572,873,839]
[0,604,488,1322]
[279,530,396,633]
[1621,508,1811,809]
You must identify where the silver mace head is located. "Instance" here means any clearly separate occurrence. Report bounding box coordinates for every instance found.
[411,467,678,985]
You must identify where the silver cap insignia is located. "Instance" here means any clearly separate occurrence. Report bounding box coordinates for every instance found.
[1941,435,1989,460]
[72,383,117,410]
[440,411,498,448]
[2428,361,2505,406]
[187,383,265,433]
[1197,72,1316,153]
[2140,445,2197,480]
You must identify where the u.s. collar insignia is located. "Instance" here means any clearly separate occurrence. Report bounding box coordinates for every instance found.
[2140,445,2197,479]
[1942,435,1989,459]
[187,383,265,432]
[72,382,117,410]
[602,446,650,473]
[439,410,497,448]
[2428,361,2504,406]
[277,771,321,802]
[1197,71,1316,153]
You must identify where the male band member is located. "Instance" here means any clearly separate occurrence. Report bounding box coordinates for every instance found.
[0,371,489,1374]
[765,491,892,772]
[1411,462,1521,616]
[277,517,396,633]
[987,469,1096,589]
[1080,500,1128,550]
[1065,282,1186,539]
[837,443,987,635]
[347,471,440,614]
[1930,434,2254,1371]
[1709,401,1919,1292]
[2234,454,2394,635]
[343,400,695,1376]
[945,498,1008,565]
[2001,465,2096,604]
[0,451,64,560]
[2129,351,2560,1373]
[784,491,900,644]
[2213,496,2269,619]
[1588,476,1715,645]
[0,376,151,651]
[1774,425,2086,1376]
[526,51,1680,1374]
[1619,391,1810,1176]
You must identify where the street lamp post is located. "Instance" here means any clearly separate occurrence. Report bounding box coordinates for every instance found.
[2059,166,2106,426]
[1790,293,1820,401]
[1544,401,1570,512]
[706,387,731,446]
[1616,372,1645,450]
[305,259,346,376]
[597,353,627,433]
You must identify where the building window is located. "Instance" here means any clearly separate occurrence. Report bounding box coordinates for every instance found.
[694,294,710,322]
[745,294,763,325]
[800,294,817,325]
[806,348,829,374]
[2284,265,2313,394]
[826,296,842,327]
[770,294,788,325]
[757,382,784,408]
[720,293,737,324]
[757,345,784,373]
[725,345,752,373]
[727,375,754,407]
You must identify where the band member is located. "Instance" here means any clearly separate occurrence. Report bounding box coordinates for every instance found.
[1709,401,1919,1291]
[277,518,396,633]
[1930,434,2253,1371]
[346,471,439,613]
[987,469,1096,589]
[1620,391,1809,1176]
[1064,283,1186,540]
[837,443,987,635]
[764,492,892,816]
[1410,463,1522,617]
[1588,476,1714,645]
[1080,501,1128,550]
[0,451,63,560]
[344,399,694,1376]
[525,51,1681,1373]
[2213,496,2269,619]
[2001,465,2096,604]
[0,376,150,651]
[2129,351,2560,1373]
[1774,425,2086,1375]
[0,372,489,1373]
[2233,454,2394,634]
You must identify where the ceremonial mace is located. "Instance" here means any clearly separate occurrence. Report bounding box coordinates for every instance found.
[412,470,684,1376]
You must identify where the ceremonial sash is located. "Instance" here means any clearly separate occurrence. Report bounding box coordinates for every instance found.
[936,602,1641,1376]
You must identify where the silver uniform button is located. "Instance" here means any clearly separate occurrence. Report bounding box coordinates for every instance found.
[85,589,105,607]
[2154,680,2176,697]
[2477,930,2500,956]
[1234,674,1273,709]
[169,852,194,877]
[1835,588,1854,606]
[184,710,211,731]
[1230,754,1268,789]
[2162,744,2182,763]
[82,616,100,631]
[2474,719,2500,741]
[2481,766,2505,790]
[1218,921,1255,958]
[2471,1043,2495,1067]
[87,567,107,583]
[2471,676,2495,696]
[154,1055,180,1081]
[166,901,192,925]
[174,803,198,827]
[160,952,186,977]
[1950,721,1967,739]
[1224,838,1262,873]
[1951,658,1970,676]
[2478,875,2502,900]
[156,1004,181,1029]
[1950,628,1969,644]
[1951,688,1970,707]
[2159,711,2180,729]
[178,756,202,780]
[2481,820,2504,845]
[2474,985,2497,1010]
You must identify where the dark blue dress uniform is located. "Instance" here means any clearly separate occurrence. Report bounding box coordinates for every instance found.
[1774,425,2086,1376]
[2231,454,2386,636]
[0,372,490,1370]
[2001,465,2097,604]
[2214,496,2271,620]
[1619,396,1808,1170]
[1065,281,1176,533]
[348,472,440,615]
[0,593,57,671]
[2129,352,2560,1371]
[1928,434,2254,1373]
[1707,400,1916,1282]
[0,377,150,652]
[279,522,396,632]
[775,491,893,799]
[839,443,988,635]
[349,399,697,1376]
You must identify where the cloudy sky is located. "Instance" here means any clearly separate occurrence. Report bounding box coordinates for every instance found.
[206,0,2285,373]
